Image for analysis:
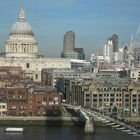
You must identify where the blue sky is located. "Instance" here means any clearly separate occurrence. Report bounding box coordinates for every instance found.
[0,0,140,59]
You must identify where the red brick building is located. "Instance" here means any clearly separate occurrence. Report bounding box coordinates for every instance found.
[6,87,61,116]
[0,66,62,117]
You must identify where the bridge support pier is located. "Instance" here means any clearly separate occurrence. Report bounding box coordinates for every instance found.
[84,119,94,133]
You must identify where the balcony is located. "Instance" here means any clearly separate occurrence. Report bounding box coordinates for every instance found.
[8,96,26,101]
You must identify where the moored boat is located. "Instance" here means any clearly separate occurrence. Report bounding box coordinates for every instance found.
[5,127,24,133]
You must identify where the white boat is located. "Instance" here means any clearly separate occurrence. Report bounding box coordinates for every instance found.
[5,128,24,133]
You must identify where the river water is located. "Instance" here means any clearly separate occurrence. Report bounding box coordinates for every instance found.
[0,125,139,140]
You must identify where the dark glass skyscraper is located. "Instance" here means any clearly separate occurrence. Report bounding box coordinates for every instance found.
[108,34,119,52]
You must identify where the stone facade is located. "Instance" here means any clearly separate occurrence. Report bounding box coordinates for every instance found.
[0,57,71,82]
[87,78,140,117]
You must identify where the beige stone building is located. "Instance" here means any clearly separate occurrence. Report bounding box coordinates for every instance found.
[65,76,140,117]
[130,68,140,81]
[87,78,140,117]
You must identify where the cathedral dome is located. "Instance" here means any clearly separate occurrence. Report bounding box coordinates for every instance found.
[9,8,34,36]
[5,8,38,58]
[10,21,34,36]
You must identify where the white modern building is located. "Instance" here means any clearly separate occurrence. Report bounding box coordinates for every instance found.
[118,48,124,61]
[104,35,119,63]
[103,41,113,62]
[0,8,71,81]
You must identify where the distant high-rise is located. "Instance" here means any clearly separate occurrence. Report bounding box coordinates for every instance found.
[104,34,119,62]
[63,31,75,52]
[108,34,119,52]
[61,31,85,60]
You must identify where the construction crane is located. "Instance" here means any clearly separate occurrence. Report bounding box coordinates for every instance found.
[130,24,140,50]
[127,24,140,67]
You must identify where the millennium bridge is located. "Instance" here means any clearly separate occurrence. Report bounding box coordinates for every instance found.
[63,103,140,135]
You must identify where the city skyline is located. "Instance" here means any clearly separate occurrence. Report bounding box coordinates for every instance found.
[0,0,140,59]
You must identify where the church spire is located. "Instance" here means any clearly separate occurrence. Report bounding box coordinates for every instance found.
[19,8,25,22]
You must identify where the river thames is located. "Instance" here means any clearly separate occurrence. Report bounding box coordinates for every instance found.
[0,125,139,140]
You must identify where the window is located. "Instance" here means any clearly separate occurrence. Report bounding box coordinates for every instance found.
[93,94,97,97]
[111,94,114,97]
[35,74,38,79]
[132,73,134,77]
[2,105,5,109]
[125,94,129,97]
[26,63,30,68]
[93,99,97,102]
[99,99,102,102]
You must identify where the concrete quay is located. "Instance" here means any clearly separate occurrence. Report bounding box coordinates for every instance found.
[0,116,85,126]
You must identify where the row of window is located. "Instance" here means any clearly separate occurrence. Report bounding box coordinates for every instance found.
[0,105,6,109]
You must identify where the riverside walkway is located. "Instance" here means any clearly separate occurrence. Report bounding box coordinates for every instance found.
[0,116,81,121]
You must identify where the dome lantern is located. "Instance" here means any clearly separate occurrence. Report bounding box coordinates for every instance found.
[19,8,25,22]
